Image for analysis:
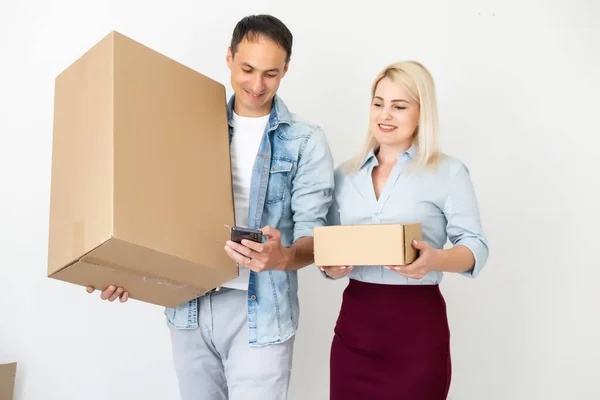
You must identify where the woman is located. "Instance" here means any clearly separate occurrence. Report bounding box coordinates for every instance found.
[321,61,490,400]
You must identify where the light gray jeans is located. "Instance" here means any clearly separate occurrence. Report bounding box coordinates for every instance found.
[168,287,295,400]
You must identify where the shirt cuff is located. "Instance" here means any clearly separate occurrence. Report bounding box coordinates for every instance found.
[293,227,315,243]
[456,237,489,279]
[316,266,335,280]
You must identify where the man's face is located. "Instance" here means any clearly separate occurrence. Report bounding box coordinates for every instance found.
[227,34,289,117]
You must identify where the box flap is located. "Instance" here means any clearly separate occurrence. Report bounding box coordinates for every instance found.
[81,238,236,289]
[0,362,17,400]
[51,260,208,308]
[48,30,115,276]
[111,31,236,276]
[402,223,422,264]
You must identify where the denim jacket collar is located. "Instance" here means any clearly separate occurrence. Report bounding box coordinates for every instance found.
[226,94,292,136]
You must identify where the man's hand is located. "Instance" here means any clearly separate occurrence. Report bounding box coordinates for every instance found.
[86,285,129,303]
[320,265,353,279]
[385,240,440,279]
[224,226,292,273]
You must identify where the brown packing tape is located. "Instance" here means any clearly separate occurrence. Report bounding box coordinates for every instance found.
[72,219,85,258]
[0,362,17,400]
[81,255,207,292]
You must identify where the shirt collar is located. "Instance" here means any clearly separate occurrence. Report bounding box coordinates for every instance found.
[360,143,416,169]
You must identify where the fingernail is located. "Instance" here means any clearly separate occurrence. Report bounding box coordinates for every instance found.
[348,266,353,269]
[108,285,115,290]
[340,266,346,270]
[395,267,401,270]
[319,268,324,271]
[384,266,390,270]
[412,240,417,244]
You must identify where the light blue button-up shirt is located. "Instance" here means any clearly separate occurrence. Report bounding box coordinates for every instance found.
[326,145,489,284]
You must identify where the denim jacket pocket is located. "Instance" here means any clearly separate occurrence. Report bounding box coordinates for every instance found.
[266,158,293,204]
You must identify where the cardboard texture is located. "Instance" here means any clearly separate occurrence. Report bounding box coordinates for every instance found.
[0,362,16,400]
[313,223,422,267]
[48,31,238,308]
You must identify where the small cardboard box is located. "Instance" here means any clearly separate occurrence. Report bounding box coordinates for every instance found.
[0,362,16,400]
[313,223,422,267]
[47,31,238,308]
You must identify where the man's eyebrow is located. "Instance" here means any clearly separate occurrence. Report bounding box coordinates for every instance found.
[242,62,281,73]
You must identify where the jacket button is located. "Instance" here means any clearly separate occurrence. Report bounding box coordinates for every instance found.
[271,166,276,171]
[250,295,257,301]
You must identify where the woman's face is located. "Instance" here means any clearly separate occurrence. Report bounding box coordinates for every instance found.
[369,76,420,151]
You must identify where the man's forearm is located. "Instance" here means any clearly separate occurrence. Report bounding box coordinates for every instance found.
[283,237,314,271]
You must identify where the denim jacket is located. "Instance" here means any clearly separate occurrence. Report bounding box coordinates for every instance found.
[164,94,334,347]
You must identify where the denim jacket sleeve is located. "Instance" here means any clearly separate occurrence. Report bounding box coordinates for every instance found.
[319,167,343,280]
[290,127,335,242]
[326,193,341,227]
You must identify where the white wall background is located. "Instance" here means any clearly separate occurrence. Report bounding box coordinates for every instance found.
[1,0,599,399]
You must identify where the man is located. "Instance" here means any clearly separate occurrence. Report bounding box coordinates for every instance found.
[87,14,334,400]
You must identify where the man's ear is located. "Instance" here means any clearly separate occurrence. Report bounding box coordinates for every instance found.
[282,61,290,77]
[226,47,233,69]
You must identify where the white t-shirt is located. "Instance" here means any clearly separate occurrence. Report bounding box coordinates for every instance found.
[222,111,269,290]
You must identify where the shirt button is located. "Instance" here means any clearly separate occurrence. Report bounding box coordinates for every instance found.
[250,295,257,301]
[271,166,276,171]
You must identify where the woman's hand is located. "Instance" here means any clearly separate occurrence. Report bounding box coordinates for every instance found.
[320,265,353,279]
[385,240,440,279]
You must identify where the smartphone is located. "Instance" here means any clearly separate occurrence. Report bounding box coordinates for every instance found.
[231,226,263,244]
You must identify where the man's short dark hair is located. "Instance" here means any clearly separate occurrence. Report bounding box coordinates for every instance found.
[230,14,293,63]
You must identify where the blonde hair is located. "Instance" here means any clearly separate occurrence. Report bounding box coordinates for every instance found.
[345,60,441,173]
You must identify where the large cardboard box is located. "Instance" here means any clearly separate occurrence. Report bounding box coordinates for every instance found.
[313,223,422,267]
[48,31,238,308]
[0,362,16,400]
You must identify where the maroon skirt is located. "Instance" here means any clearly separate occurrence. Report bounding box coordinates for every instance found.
[330,279,452,400]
